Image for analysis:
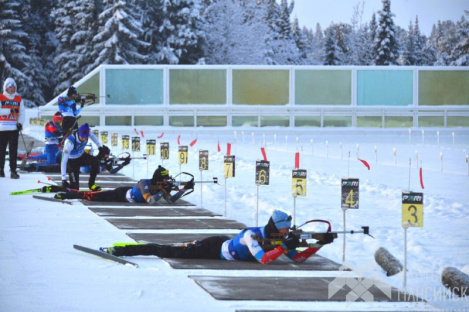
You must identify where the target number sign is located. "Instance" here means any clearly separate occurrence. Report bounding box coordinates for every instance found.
[292,169,307,196]
[402,192,423,227]
[341,178,359,209]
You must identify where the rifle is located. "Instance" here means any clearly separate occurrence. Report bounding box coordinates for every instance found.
[108,152,146,166]
[256,219,372,251]
[149,172,219,196]
[59,115,81,147]
[65,93,96,106]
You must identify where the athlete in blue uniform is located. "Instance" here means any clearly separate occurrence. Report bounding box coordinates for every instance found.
[100,210,335,265]
[58,86,83,133]
[29,112,63,166]
[61,123,106,191]
[54,165,193,204]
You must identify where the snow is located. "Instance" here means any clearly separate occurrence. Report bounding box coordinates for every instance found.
[1,125,468,311]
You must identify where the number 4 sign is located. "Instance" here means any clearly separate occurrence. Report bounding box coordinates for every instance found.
[341,178,359,209]
[402,191,424,227]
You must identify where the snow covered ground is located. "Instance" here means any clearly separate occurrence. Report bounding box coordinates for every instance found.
[1,124,468,311]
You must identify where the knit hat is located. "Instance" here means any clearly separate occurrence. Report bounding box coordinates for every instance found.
[67,86,77,97]
[152,165,169,184]
[270,210,292,230]
[78,123,90,138]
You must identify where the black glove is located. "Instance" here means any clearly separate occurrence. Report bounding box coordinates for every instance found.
[62,180,71,189]
[163,183,173,194]
[97,145,110,159]
[80,97,86,108]
[184,180,194,190]
[318,233,335,245]
[282,232,300,250]
[16,123,22,131]
[122,157,131,166]
[11,108,19,114]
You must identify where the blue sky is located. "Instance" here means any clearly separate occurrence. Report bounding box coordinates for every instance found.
[291,0,468,36]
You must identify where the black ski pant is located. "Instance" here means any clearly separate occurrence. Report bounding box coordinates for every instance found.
[67,153,99,190]
[116,236,231,259]
[84,187,131,202]
[0,130,19,172]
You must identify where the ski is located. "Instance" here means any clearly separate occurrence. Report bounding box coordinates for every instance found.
[33,195,74,205]
[11,185,63,195]
[19,141,34,170]
[73,245,139,267]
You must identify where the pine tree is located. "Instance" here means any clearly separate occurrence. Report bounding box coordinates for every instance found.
[402,21,417,65]
[90,0,147,67]
[323,25,341,65]
[374,0,400,65]
[153,0,204,64]
[53,0,79,95]
[20,0,48,104]
[450,10,469,66]
[203,0,268,64]
[413,16,426,65]
[292,17,309,63]
[264,0,299,64]
[73,1,99,76]
[0,0,32,90]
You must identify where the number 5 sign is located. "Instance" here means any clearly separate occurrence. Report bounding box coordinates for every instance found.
[402,192,424,227]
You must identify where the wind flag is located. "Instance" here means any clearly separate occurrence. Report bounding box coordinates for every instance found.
[419,167,425,189]
[261,147,267,161]
[358,158,370,170]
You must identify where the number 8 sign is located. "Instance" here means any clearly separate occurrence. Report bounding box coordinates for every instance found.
[402,192,423,227]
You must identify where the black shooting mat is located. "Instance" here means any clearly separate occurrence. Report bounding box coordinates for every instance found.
[106,218,247,230]
[89,207,220,217]
[46,172,136,182]
[83,198,195,207]
[164,254,346,271]
[189,276,419,302]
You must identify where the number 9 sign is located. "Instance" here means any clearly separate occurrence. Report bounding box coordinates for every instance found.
[402,192,423,227]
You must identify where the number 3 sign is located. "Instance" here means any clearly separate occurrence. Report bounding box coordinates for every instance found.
[402,192,424,227]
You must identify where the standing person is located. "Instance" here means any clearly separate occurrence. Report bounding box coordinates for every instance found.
[100,210,335,265]
[0,78,25,179]
[29,112,63,166]
[61,123,107,191]
[54,165,194,204]
[58,86,84,133]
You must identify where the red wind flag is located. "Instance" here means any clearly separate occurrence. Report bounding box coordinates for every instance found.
[358,158,370,170]
[177,135,181,145]
[261,147,267,161]
[227,143,231,156]
[134,128,139,135]
[157,132,164,139]
[217,141,221,152]
[140,131,144,138]
[190,138,197,147]
[419,167,425,189]
[295,152,300,169]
